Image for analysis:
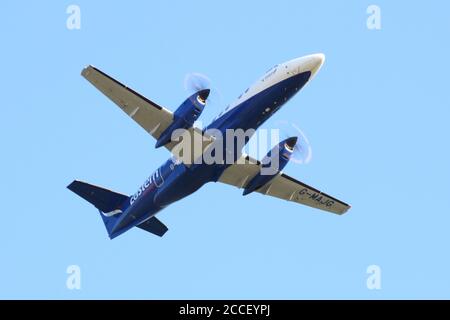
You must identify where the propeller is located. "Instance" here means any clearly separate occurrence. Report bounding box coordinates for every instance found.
[184,72,223,110]
[275,120,313,165]
[184,72,211,94]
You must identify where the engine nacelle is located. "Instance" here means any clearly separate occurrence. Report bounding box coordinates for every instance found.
[243,137,297,195]
[155,89,210,148]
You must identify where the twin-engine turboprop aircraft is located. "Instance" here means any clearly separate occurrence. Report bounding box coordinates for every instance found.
[68,54,351,239]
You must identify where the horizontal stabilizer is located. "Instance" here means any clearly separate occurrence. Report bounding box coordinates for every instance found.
[67,180,128,213]
[137,217,168,237]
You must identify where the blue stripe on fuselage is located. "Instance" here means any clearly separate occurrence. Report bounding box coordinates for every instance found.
[206,71,311,134]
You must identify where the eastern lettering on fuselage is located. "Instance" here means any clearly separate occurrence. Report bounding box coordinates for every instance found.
[298,188,334,207]
[130,168,165,205]
[130,177,151,205]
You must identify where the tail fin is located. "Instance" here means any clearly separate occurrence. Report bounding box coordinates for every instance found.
[67,180,130,237]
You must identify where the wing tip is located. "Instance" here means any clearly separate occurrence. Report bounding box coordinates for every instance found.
[338,204,351,215]
[81,65,93,77]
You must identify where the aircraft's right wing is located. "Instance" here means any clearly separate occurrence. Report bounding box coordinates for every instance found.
[81,65,214,163]
[82,65,173,141]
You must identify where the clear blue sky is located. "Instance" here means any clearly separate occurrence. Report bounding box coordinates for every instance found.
[1,1,449,299]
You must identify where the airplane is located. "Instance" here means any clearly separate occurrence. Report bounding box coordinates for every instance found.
[68,53,351,239]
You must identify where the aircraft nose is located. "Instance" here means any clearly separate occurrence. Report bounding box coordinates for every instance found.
[301,53,325,79]
[309,53,325,74]
[287,53,325,81]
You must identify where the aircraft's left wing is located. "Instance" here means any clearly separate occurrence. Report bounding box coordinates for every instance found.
[218,155,350,215]
[82,65,214,163]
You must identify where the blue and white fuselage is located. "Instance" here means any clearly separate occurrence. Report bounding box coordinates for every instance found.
[107,54,325,238]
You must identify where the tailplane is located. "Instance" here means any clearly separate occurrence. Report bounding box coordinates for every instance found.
[67,180,169,238]
[67,180,129,237]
